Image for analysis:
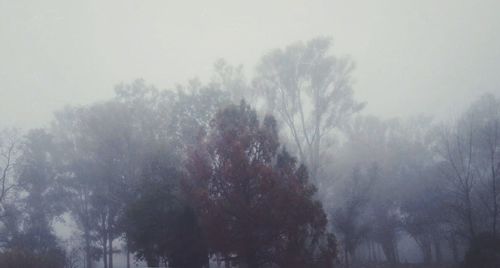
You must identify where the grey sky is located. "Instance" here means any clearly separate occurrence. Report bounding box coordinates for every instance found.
[1,0,500,129]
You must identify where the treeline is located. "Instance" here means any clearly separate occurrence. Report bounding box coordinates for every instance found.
[0,38,499,268]
[329,95,500,267]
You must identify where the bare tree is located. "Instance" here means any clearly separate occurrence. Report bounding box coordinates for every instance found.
[210,59,251,104]
[0,129,18,208]
[253,37,364,181]
[465,94,500,236]
[436,117,478,240]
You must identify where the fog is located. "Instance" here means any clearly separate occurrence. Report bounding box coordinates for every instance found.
[2,0,500,129]
[1,1,500,268]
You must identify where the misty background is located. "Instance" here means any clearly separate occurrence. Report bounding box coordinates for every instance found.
[2,1,500,268]
[2,0,500,129]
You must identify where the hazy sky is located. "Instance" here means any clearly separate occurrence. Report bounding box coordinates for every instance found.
[1,0,500,129]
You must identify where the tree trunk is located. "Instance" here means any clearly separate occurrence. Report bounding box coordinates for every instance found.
[108,235,113,268]
[394,242,400,264]
[448,234,459,264]
[433,239,442,264]
[492,163,498,236]
[380,241,398,265]
[419,240,432,264]
[372,241,379,262]
[145,252,159,268]
[126,247,130,268]
[311,113,321,182]
[465,185,476,239]
[368,241,373,262]
[103,235,108,268]
[345,247,350,268]
[85,229,93,268]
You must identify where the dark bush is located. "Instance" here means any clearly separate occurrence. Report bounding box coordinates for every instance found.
[0,247,66,268]
[464,232,500,268]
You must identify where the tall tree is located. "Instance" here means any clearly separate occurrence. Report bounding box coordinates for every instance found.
[436,116,478,240]
[0,129,67,268]
[0,129,18,209]
[15,129,65,253]
[52,101,136,268]
[332,166,373,267]
[122,149,207,268]
[465,94,500,236]
[253,37,364,181]
[333,115,437,264]
[186,101,336,267]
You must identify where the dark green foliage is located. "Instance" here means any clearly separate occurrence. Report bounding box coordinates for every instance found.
[166,206,208,268]
[122,151,207,267]
[0,129,67,268]
[464,233,500,268]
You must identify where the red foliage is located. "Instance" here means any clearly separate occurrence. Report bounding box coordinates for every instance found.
[185,101,336,267]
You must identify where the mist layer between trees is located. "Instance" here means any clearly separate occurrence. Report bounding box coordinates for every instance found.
[0,38,499,268]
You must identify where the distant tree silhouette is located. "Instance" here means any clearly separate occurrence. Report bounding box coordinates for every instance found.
[254,37,364,181]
